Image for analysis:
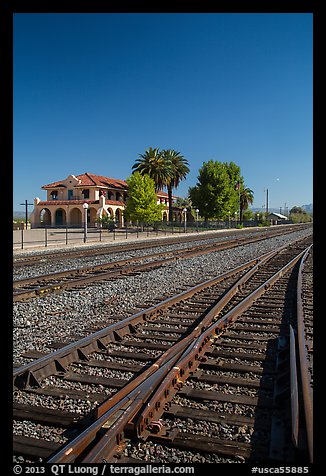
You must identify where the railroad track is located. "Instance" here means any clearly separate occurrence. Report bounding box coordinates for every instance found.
[295,245,313,462]
[13,223,310,268]
[13,225,311,302]
[13,235,313,464]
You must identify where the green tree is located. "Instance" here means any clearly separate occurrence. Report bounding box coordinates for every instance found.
[290,206,306,215]
[289,206,312,223]
[189,160,243,221]
[240,187,254,223]
[161,149,190,222]
[242,208,255,221]
[96,215,117,230]
[124,172,165,225]
[174,196,193,209]
[132,147,173,192]
[174,196,195,219]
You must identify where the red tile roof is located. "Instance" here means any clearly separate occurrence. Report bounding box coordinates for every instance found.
[42,173,127,190]
[38,199,126,206]
[43,183,66,189]
[105,200,125,206]
[157,190,177,199]
[41,173,179,199]
[38,200,99,206]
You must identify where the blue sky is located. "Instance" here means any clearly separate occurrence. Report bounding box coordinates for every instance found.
[13,13,313,213]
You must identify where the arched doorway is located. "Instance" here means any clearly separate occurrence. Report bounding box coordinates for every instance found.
[115,208,123,227]
[70,208,82,227]
[89,207,97,226]
[40,208,51,226]
[107,207,114,219]
[55,208,66,226]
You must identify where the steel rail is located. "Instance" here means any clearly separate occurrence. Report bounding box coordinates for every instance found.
[13,249,270,389]
[47,354,186,463]
[13,231,251,268]
[290,324,299,449]
[45,242,310,463]
[296,244,313,462]
[80,245,310,463]
[13,229,247,267]
[13,236,309,389]
[130,246,310,439]
[13,235,247,289]
[14,224,310,267]
[46,247,273,463]
[13,230,294,302]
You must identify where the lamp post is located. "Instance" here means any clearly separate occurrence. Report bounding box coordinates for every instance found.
[195,209,199,232]
[228,211,230,229]
[238,184,241,224]
[235,211,238,225]
[183,208,187,233]
[257,213,260,226]
[83,203,89,243]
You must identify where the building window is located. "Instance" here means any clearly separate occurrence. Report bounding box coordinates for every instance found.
[82,189,90,199]
[50,191,58,200]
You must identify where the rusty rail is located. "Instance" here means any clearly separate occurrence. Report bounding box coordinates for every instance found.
[13,223,311,268]
[296,244,313,462]
[131,246,309,439]
[12,236,251,301]
[13,226,311,302]
[290,324,299,448]
[46,243,310,463]
[15,244,283,390]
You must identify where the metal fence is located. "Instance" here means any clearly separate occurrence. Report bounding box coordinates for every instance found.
[13,220,291,250]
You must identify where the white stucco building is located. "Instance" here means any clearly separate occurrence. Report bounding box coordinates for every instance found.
[30,172,173,228]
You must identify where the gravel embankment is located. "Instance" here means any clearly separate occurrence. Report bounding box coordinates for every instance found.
[13,231,257,280]
[13,228,312,366]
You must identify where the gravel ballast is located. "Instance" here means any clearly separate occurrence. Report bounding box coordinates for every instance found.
[13,228,312,365]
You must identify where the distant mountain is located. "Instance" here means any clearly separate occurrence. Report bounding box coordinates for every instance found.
[251,204,313,214]
[301,204,313,213]
[13,211,32,219]
[251,207,285,214]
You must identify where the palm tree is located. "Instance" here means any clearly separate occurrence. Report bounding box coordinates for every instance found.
[240,187,254,223]
[132,147,173,192]
[174,196,192,209]
[161,149,190,222]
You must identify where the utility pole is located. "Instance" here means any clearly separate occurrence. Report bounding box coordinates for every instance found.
[20,199,33,229]
[266,188,269,216]
[236,180,241,223]
[238,185,241,223]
